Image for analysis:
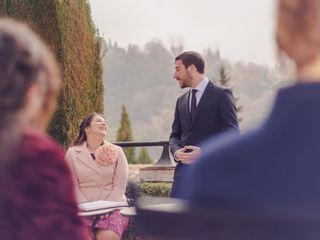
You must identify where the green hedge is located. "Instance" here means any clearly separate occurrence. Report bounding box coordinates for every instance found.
[138,182,172,197]
[125,182,172,200]
[0,0,104,148]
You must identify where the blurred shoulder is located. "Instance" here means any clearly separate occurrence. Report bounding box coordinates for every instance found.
[21,128,64,158]
[181,128,265,201]
[198,127,265,168]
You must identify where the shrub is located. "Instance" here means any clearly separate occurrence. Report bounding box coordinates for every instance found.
[138,182,172,197]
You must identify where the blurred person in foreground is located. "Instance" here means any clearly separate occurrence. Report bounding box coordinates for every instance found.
[66,112,129,240]
[0,19,89,239]
[183,0,320,214]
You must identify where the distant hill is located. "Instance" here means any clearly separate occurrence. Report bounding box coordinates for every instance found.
[103,40,289,143]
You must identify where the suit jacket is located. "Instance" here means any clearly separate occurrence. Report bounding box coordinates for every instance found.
[0,129,88,240]
[66,141,128,203]
[169,80,239,197]
[184,83,320,212]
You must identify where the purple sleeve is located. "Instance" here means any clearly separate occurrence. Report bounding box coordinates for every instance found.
[6,133,89,240]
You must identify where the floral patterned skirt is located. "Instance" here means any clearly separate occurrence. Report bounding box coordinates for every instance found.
[83,209,129,238]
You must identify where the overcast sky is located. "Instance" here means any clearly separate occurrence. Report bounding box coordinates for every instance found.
[88,0,277,67]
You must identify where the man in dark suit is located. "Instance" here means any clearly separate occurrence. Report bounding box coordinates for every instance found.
[169,51,239,198]
[182,0,320,222]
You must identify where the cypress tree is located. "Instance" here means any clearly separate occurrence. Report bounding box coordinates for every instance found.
[137,147,153,164]
[218,65,243,122]
[219,65,230,87]
[117,105,136,163]
[0,0,104,148]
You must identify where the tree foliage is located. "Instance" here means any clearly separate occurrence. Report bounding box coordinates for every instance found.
[0,0,104,148]
[137,147,153,164]
[218,65,243,123]
[117,105,136,163]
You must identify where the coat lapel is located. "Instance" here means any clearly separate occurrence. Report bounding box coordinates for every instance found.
[182,91,192,126]
[191,81,214,127]
[73,143,102,176]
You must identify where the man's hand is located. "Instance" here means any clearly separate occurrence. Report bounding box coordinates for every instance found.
[174,147,187,161]
[175,146,202,165]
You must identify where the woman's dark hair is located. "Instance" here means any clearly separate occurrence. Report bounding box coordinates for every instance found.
[72,112,105,146]
[175,51,205,74]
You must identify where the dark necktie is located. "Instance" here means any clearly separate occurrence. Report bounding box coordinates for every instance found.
[190,89,197,122]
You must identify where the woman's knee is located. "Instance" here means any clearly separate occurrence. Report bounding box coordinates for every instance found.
[95,229,119,240]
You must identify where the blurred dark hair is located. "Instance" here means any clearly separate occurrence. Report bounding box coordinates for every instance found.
[175,51,205,74]
[72,112,105,146]
[0,18,61,168]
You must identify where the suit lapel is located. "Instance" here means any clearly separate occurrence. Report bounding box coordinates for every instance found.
[182,91,192,126]
[191,81,214,127]
[74,143,102,176]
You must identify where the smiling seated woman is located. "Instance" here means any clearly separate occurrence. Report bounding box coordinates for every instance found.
[66,112,129,240]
